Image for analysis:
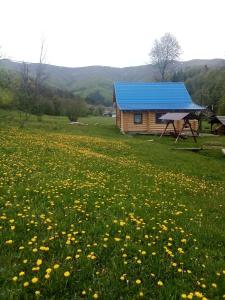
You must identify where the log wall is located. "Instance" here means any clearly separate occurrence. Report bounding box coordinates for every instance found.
[117,110,198,133]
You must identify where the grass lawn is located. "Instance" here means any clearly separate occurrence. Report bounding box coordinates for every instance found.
[0,110,225,300]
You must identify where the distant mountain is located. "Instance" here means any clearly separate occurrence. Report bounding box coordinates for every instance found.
[1,58,225,106]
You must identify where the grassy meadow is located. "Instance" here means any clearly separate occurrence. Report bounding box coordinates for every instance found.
[0,110,225,300]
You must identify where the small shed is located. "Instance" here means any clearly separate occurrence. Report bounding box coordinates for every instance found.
[208,116,225,135]
[159,112,198,142]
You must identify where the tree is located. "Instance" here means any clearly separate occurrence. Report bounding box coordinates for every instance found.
[217,94,225,115]
[65,97,87,122]
[17,62,32,126]
[33,38,48,120]
[149,33,182,81]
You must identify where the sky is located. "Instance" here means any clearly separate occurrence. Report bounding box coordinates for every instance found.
[0,0,225,68]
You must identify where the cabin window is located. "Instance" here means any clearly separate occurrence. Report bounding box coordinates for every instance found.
[155,113,165,124]
[134,113,142,124]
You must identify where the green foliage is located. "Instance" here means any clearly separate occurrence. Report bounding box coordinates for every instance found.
[171,66,225,113]
[217,94,225,115]
[65,97,88,122]
[0,86,14,108]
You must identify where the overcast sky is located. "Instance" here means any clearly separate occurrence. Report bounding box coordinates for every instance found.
[0,0,225,68]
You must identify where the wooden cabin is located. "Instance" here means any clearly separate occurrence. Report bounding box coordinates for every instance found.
[113,82,204,134]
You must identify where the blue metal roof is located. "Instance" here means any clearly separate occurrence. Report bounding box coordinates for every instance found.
[114,82,204,111]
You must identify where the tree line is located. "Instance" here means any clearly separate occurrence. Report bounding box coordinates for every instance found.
[0,63,107,125]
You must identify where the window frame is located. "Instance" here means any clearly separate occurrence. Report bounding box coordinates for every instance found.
[134,113,143,124]
[155,112,165,124]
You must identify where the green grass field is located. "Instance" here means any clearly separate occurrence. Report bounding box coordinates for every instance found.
[0,110,225,300]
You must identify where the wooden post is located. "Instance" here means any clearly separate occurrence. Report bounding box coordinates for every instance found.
[175,121,186,143]
[187,120,197,143]
[172,121,177,136]
[160,121,170,138]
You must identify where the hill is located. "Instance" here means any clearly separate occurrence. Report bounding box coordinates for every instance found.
[1,58,225,106]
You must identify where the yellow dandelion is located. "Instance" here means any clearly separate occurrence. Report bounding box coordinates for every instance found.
[19,271,25,276]
[194,291,203,298]
[139,291,144,297]
[136,279,141,285]
[35,290,41,296]
[157,280,163,287]
[93,293,98,299]
[64,271,70,277]
[23,281,29,287]
[12,276,18,282]
[53,264,60,269]
[36,259,42,266]
[46,268,52,274]
[5,240,13,244]
[32,277,38,284]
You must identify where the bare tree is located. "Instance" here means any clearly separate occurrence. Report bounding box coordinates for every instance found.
[18,62,32,126]
[149,33,182,81]
[34,38,48,120]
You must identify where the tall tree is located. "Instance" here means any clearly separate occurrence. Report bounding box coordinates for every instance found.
[149,33,181,81]
[17,62,32,126]
[34,38,48,120]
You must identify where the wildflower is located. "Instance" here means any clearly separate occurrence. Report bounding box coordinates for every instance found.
[32,277,38,284]
[181,294,187,299]
[136,279,141,284]
[120,274,126,281]
[19,271,25,276]
[64,271,70,277]
[212,283,217,288]
[36,259,42,266]
[53,264,60,269]
[46,268,52,274]
[157,280,163,286]
[35,291,41,296]
[12,276,18,282]
[5,240,13,244]
[23,281,29,287]
[93,293,98,299]
[194,291,203,298]
[40,246,49,251]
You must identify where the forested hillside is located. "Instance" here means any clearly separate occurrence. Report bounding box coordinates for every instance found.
[0,58,225,114]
